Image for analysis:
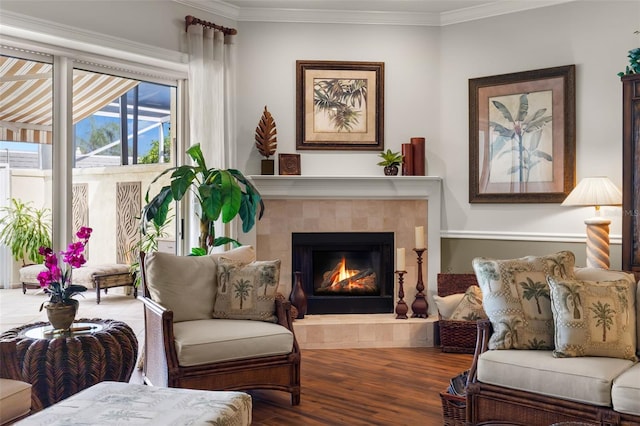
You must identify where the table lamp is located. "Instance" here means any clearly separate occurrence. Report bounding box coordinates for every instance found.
[561,176,622,269]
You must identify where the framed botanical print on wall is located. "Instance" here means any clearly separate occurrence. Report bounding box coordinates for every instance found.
[296,60,384,151]
[469,65,576,203]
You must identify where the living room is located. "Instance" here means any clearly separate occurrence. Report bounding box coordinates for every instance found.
[0,0,638,425]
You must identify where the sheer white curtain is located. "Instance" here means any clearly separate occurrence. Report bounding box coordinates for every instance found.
[186,25,236,251]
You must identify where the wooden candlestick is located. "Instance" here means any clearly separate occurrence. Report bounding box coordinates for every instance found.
[395,270,408,319]
[411,248,428,318]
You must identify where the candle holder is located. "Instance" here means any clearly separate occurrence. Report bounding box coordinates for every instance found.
[395,270,408,319]
[411,248,428,318]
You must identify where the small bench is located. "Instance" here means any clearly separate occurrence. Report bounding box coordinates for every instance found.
[19,264,136,304]
[14,381,252,426]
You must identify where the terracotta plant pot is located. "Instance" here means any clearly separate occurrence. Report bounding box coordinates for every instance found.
[44,299,79,330]
[383,165,399,176]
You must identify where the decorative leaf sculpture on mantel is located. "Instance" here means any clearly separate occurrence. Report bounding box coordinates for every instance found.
[255,106,278,159]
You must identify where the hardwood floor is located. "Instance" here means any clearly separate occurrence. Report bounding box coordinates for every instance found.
[248,347,473,426]
[1,289,472,425]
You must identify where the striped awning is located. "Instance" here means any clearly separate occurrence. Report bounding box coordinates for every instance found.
[0,56,139,144]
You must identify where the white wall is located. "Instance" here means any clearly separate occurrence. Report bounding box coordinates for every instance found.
[233,1,638,244]
[1,0,638,248]
[235,22,441,177]
[437,1,638,240]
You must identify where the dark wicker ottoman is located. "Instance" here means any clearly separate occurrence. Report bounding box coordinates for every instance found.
[0,319,138,410]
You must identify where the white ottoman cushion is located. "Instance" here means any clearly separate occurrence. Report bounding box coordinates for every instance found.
[15,381,251,426]
[477,349,634,406]
[20,264,130,288]
[0,378,31,424]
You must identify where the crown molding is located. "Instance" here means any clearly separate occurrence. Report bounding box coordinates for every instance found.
[0,10,188,77]
[176,0,576,27]
[441,0,576,25]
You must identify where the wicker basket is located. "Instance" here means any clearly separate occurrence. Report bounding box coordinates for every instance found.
[440,391,467,426]
[439,319,478,353]
[437,273,481,354]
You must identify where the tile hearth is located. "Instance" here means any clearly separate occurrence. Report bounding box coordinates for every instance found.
[292,314,436,349]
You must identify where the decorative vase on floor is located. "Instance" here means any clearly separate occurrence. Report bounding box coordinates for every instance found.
[44,299,79,330]
[289,271,307,319]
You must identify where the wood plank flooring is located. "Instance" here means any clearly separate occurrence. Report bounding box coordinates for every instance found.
[248,347,473,426]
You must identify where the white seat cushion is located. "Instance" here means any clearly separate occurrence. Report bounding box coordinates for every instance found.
[173,319,294,367]
[20,264,130,288]
[14,381,251,426]
[0,378,31,424]
[477,349,634,406]
[612,363,640,415]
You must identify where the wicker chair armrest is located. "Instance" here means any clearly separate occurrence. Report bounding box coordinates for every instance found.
[467,319,492,386]
[139,294,179,386]
[275,294,295,331]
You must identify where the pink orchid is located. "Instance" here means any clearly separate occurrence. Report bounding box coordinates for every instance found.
[38,227,93,307]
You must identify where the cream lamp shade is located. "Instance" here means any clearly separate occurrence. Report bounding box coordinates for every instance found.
[562,177,622,269]
[561,176,622,210]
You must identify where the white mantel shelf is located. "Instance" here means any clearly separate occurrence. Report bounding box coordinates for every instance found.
[248,175,442,199]
[246,175,443,317]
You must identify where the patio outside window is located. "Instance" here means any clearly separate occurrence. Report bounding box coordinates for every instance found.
[1,53,179,288]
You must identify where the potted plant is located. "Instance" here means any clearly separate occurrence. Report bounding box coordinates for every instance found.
[377,149,403,176]
[0,198,52,266]
[37,227,92,330]
[140,143,264,253]
[618,46,640,77]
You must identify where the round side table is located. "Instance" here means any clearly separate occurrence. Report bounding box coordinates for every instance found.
[0,318,138,410]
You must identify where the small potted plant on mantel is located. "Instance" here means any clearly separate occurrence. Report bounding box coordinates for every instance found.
[376,149,403,176]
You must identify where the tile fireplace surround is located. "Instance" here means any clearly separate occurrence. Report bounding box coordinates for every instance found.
[245,176,442,349]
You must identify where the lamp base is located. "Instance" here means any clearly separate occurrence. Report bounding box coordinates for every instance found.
[584,218,611,269]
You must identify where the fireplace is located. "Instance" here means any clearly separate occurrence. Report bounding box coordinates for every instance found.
[292,232,394,314]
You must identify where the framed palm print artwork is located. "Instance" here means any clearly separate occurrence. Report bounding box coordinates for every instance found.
[296,60,384,151]
[469,65,576,203]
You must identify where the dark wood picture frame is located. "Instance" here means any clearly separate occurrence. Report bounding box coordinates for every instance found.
[296,60,384,151]
[469,65,576,203]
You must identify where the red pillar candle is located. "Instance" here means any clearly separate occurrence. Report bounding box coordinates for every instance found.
[402,143,414,176]
[410,137,425,176]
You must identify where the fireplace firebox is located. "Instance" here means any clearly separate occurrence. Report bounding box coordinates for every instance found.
[292,232,394,314]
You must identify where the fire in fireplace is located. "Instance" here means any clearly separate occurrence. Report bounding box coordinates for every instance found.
[292,232,394,314]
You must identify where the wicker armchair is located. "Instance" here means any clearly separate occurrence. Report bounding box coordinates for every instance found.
[139,251,301,405]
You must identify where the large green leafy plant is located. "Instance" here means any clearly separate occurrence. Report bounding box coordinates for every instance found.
[140,144,264,252]
[0,198,52,266]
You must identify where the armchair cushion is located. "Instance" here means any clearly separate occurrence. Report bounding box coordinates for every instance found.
[548,276,637,361]
[213,258,281,323]
[612,363,640,415]
[144,246,256,323]
[477,349,634,406]
[173,319,294,367]
[472,251,576,350]
[0,378,31,425]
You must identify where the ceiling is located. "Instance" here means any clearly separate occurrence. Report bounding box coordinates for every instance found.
[178,0,575,26]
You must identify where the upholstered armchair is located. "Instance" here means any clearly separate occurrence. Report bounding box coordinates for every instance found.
[139,246,301,405]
